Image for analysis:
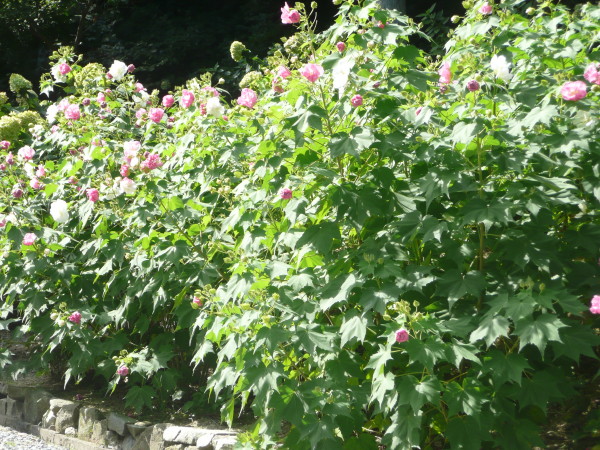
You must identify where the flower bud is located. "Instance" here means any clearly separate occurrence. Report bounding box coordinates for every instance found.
[451,15,461,23]
[525,7,535,15]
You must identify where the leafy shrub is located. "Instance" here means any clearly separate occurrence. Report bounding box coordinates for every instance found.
[0,0,599,448]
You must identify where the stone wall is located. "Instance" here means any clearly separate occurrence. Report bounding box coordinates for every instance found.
[0,382,237,450]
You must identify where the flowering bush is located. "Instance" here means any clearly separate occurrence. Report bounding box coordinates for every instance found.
[0,0,598,448]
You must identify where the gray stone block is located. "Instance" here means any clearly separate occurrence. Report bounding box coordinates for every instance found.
[78,407,103,441]
[6,384,32,400]
[127,421,151,438]
[195,432,215,450]
[23,389,53,425]
[121,435,137,450]
[5,397,23,419]
[105,429,120,447]
[91,418,108,446]
[213,435,237,450]
[48,398,76,413]
[132,423,171,450]
[55,402,80,434]
[42,408,57,430]
[0,382,8,395]
[107,411,135,436]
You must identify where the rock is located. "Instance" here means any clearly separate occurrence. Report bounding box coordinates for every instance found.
[64,426,77,435]
[105,429,120,447]
[0,382,8,395]
[164,426,209,445]
[91,418,108,446]
[55,401,80,433]
[48,398,76,413]
[4,397,23,419]
[107,411,135,436]
[23,389,53,424]
[6,384,32,400]
[195,432,215,449]
[213,435,237,450]
[0,398,7,415]
[41,408,57,429]
[165,445,187,450]
[127,421,151,438]
[78,406,103,441]
[122,435,137,450]
[132,422,171,450]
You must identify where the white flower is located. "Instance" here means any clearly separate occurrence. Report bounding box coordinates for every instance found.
[490,55,512,81]
[108,60,129,81]
[332,58,354,94]
[51,65,67,83]
[23,162,35,178]
[50,200,69,223]
[206,97,224,117]
[46,105,59,124]
[120,177,137,195]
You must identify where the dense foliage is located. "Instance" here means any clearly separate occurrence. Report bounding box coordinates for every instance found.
[1,0,599,448]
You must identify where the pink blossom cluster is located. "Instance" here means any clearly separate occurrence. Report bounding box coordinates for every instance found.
[395,328,409,343]
[68,312,82,324]
[237,88,258,109]
[140,153,163,172]
[590,295,600,315]
[281,2,300,24]
[584,64,600,85]
[300,64,324,83]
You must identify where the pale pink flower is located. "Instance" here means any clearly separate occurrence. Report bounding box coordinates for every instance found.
[68,312,82,324]
[117,365,129,376]
[202,86,220,97]
[58,63,71,75]
[237,88,258,108]
[561,81,587,101]
[135,108,147,119]
[35,165,46,178]
[180,90,195,108]
[395,328,409,343]
[336,42,346,52]
[584,64,600,85]
[86,188,100,202]
[29,178,42,190]
[134,82,145,93]
[148,108,165,123]
[438,61,452,85]
[140,153,163,172]
[57,99,70,112]
[281,2,300,24]
[300,63,324,83]
[162,95,175,107]
[97,92,106,103]
[123,141,141,160]
[279,188,292,199]
[120,177,136,194]
[478,2,493,15]
[18,146,35,161]
[277,66,292,79]
[120,164,130,177]
[590,295,600,314]
[6,152,14,165]
[64,104,81,121]
[350,94,363,107]
[23,233,36,246]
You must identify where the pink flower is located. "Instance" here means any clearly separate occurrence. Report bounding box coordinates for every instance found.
[395,328,409,343]
[97,92,106,103]
[466,79,480,91]
[237,88,258,109]
[18,146,35,161]
[584,64,600,85]
[140,153,163,172]
[12,188,23,198]
[180,90,195,109]
[68,312,82,324]
[135,108,147,119]
[58,99,70,112]
[6,152,14,165]
[350,94,363,107]
[376,20,385,28]
[120,164,130,177]
[58,63,71,75]
[281,2,300,24]
[29,178,42,190]
[561,81,587,101]
[127,64,135,73]
[23,233,36,246]
[0,141,10,150]
[117,365,129,376]
[64,104,81,121]
[86,188,99,202]
[336,42,346,52]
[106,72,113,79]
[68,176,77,184]
[277,66,292,79]
[0,164,6,171]
[134,82,145,93]
[438,61,452,85]
[82,98,90,106]
[590,295,600,314]
[35,165,46,178]
[202,86,220,97]
[162,95,175,107]
[192,296,203,307]
[478,2,493,14]
[279,188,292,199]
[123,140,141,160]
[299,63,324,83]
[148,108,165,123]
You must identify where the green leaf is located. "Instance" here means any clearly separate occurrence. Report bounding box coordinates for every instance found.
[482,349,531,386]
[469,315,510,348]
[319,272,363,311]
[340,311,368,347]
[436,270,486,309]
[514,313,566,354]
[296,221,341,254]
[370,371,396,409]
[125,385,156,413]
[329,127,376,158]
[245,363,285,405]
[444,379,487,416]
[451,121,483,145]
[446,415,485,450]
